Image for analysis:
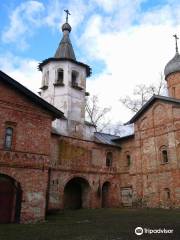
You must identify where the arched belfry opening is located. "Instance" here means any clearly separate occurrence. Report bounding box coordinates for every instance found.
[0,174,22,223]
[63,177,90,209]
[102,181,111,208]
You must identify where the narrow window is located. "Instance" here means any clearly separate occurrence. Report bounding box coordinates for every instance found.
[45,71,49,86]
[160,146,169,164]
[41,71,49,90]
[106,152,112,167]
[127,154,131,167]
[71,71,78,87]
[57,69,64,84]
[4,127,13,150]
[164,188,170,200]
[162,150,168,163]
[75,124,79,132]
[172,87,175,97]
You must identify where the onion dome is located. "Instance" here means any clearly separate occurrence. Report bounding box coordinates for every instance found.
[164,34,180,79]
[62,22,71,32]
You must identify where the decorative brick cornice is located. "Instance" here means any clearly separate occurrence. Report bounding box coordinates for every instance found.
[0,150,49,169]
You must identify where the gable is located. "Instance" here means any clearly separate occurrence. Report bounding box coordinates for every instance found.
[153,104,167,126]
[0,70,64,119]
[0,80,53,118]
[135,101,175,131]
[127,95,180,125]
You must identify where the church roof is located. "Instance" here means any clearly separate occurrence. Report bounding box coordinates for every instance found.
[38,18,92,77]
[38,57,91,77]
[112,134,135,142]
[54,22,76,60]
[0,70,65,119]
[94,132,121,147]
[164,52,180,79]
[126,95,180,124]
[164,34,180,79]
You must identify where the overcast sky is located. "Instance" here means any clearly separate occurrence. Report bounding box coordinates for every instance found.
[0,0,180,124]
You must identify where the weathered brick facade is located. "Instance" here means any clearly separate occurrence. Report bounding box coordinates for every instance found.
[0,73,63,223]
[48,134,120,210]
[119,99,180,208]
[47,97,180,212]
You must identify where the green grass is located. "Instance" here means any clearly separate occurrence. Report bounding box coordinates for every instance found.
[0,208,180,240]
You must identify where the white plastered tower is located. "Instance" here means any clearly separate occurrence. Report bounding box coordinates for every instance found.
[39,14,94,138]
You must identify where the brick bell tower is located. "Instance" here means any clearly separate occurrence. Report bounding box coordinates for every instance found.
[39,10,92,137]
[164,34,180,99]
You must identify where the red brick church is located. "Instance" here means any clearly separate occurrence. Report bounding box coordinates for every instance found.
[0,15,179,223]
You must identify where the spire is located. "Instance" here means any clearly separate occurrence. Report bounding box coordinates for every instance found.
[173,34,179,54]
[54,9,76,60]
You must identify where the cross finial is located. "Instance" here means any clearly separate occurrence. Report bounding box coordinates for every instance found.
[64,9,71,23]
[173,34,179,54]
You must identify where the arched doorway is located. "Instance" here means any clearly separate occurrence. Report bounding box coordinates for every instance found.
[102,182,111,208]
[0,174,22,223]
[64,177,90,209]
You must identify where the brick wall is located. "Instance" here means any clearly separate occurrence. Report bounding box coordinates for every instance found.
[49,98,180,210]
[0,81,53,222]
[48,134,120,210]
[122,100,180,208]
[166,72,180,99]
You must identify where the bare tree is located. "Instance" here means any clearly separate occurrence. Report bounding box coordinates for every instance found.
[120,73,167,113]
[85,95,111,132]
[86,95,134,136]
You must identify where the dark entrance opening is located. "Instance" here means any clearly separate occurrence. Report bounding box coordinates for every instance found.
[64,177,90,209]
[102,182,110,208]
[0,174,22,223]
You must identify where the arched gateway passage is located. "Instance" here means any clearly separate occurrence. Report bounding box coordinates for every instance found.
[64,177,90,209]
[0,174,22,223]
[102,182,111,208]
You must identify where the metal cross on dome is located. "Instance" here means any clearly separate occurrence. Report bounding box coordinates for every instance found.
[173,34,179,53]
[64,9,71,23]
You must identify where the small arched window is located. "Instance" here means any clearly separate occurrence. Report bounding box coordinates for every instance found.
[106,152,113,167]
[45,71,49,86]
[56,68,64,84]
[4,127,13,150]
[126,154,131,167]
[172,87,175,97]
[162,150,168,163]
[71,70,78,87]
[41,71,49,90]
[164,188,170,200]
[160,146,169,164]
